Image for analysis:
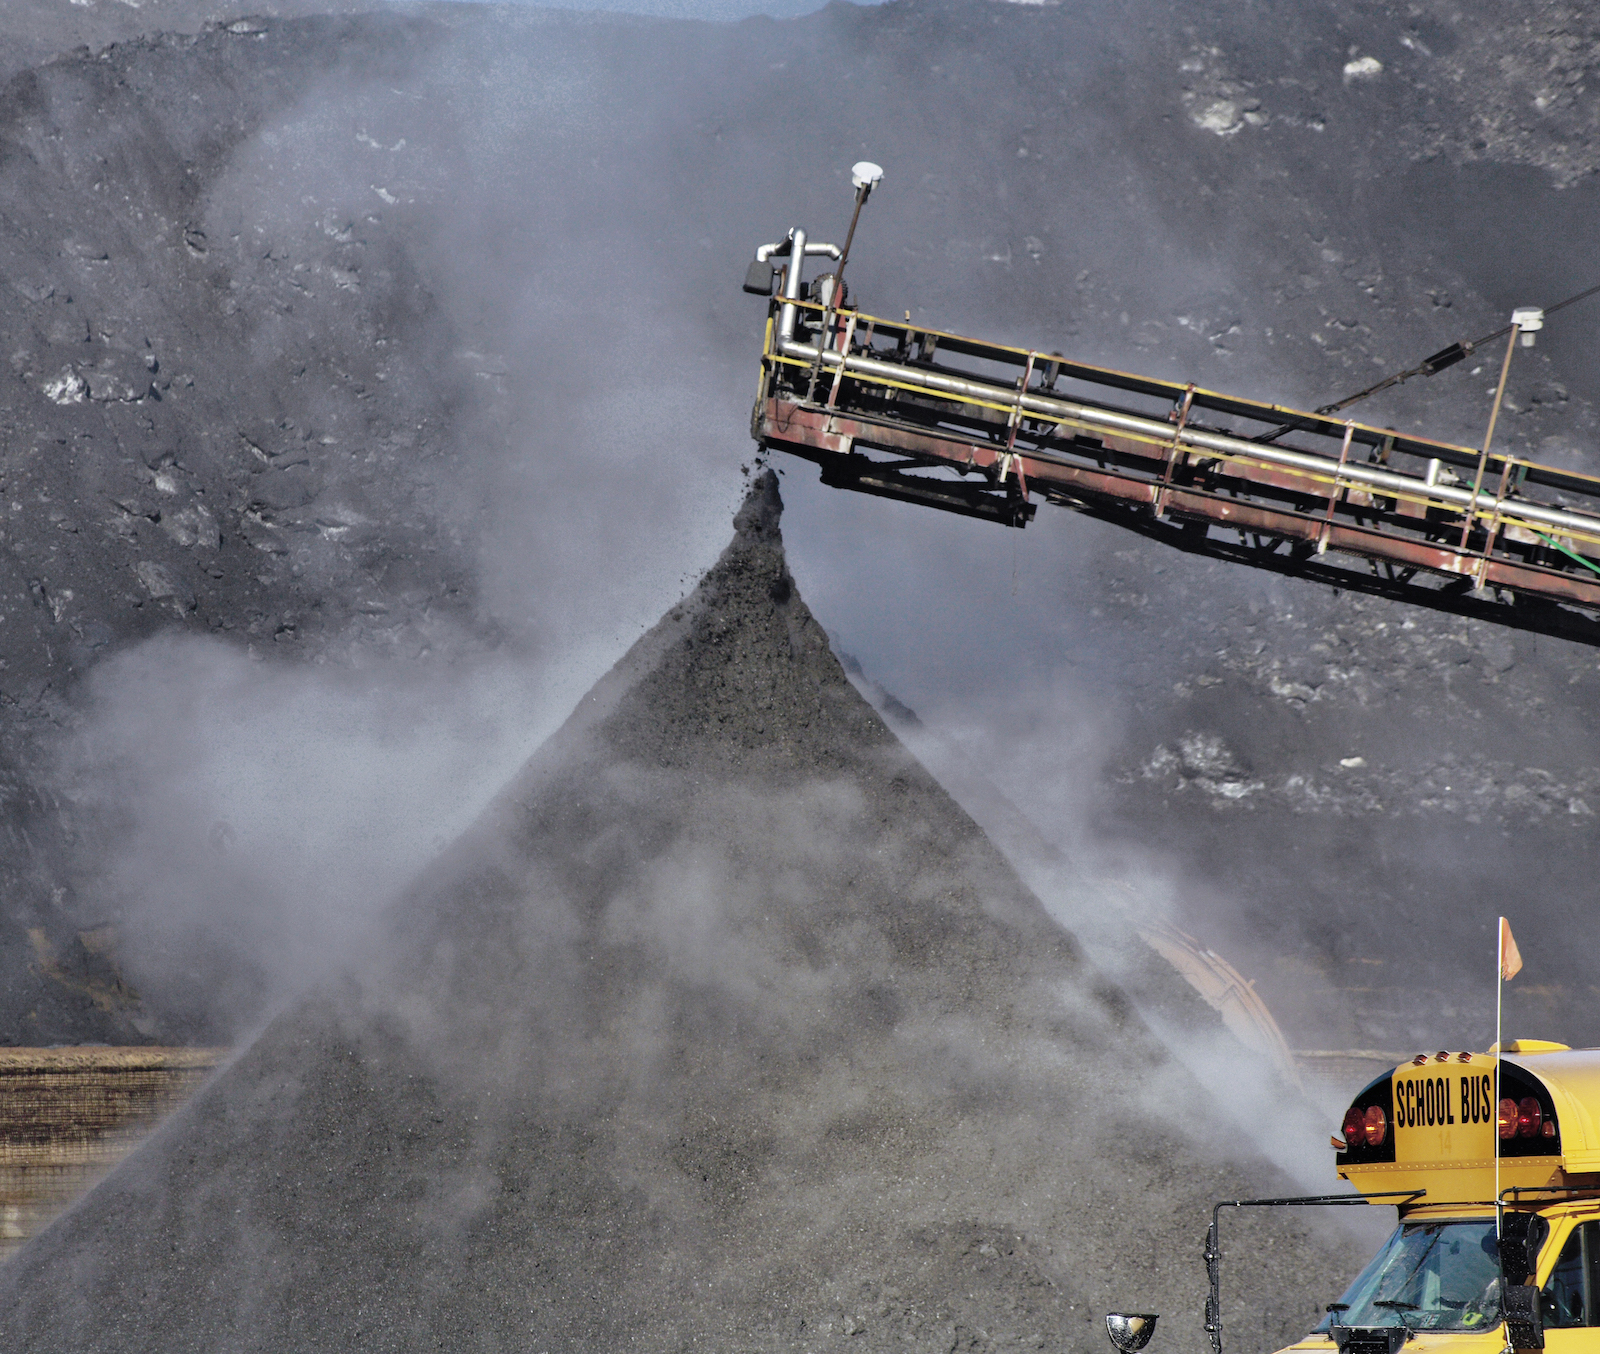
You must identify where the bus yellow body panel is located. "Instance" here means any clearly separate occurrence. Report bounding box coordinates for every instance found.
[1341,1049,1600,1205]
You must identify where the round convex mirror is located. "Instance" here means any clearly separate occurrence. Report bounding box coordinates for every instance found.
[1105,1313,1159,1353]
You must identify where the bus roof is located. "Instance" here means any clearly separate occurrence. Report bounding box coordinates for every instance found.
[1337,1048,1600,1207]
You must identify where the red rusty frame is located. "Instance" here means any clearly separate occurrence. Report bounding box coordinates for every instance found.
[758,396,1600,614]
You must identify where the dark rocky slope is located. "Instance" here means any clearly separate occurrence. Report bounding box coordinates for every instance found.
[0,0,377,86]
[0,476,1351,1352]
[0,10,480,1041]
[0,0,1597,1058]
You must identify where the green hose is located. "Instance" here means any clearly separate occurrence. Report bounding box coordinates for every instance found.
[1531,528,1600,577]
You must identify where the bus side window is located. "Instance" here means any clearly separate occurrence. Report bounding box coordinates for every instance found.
[1542,1223,1598,1329]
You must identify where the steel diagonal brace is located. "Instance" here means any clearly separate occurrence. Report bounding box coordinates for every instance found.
[1317,422,1357,554]
[1150,384,1196,519]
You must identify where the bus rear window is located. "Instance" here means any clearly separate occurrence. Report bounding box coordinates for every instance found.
[1316,1220,1502,1334]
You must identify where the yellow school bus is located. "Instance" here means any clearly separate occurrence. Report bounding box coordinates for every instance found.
[1264,1040,1600,1354]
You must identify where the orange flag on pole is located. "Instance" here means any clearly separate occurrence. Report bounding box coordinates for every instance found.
[1500,917,1524,981]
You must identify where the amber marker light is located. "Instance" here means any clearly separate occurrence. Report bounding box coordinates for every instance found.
[1363,1105,1388,1146]
[1499,1098,1519,1140]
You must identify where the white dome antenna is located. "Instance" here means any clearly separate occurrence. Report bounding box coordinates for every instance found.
[850,161,884,195]
[837,160,884,287]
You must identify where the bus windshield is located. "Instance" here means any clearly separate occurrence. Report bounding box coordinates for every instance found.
[1316,1220,1503,1333]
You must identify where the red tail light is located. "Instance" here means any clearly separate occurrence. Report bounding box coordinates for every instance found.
[1499,1098,1519,1139]
[1364,1105,1388,1147]
[1518,1097,1543,1139]
[1342,1107,1366,1149]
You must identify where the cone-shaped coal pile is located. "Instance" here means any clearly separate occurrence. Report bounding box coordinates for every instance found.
[0,474,1346,1351]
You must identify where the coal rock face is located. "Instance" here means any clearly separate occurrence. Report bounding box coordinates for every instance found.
[0,10,481,1042]
[0,0,376,85]
[4,0,1598,1058]
[0,477,1346,1353]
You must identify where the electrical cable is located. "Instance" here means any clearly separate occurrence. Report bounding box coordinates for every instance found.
[1252,277,1600,446]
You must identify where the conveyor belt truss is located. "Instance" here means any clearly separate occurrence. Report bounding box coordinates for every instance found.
[753,289,1600,643]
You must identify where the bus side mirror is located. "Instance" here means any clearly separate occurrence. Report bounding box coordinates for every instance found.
[743,259,777,296]
[1502,1213,1551,1285]
[1504,1284,1545,1350]
[1105,1313,1158,1353]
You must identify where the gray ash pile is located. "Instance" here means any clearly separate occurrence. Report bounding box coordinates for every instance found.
[0,476,1348,1352]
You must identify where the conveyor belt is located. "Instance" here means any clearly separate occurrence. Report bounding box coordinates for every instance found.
[753,293,1600,644]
